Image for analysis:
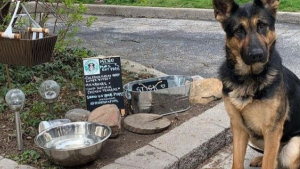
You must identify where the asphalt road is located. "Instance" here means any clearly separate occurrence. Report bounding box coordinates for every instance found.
[77,16,300,78]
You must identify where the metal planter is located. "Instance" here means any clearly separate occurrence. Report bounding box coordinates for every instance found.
[124,75,193,115]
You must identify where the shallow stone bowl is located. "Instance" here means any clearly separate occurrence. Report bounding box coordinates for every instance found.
[35,122,111,167]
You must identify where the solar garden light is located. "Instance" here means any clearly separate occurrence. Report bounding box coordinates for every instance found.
[39,80,60,114]
[5,89,25,151]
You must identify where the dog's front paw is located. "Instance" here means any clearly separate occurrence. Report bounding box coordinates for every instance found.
[250,156,263,167]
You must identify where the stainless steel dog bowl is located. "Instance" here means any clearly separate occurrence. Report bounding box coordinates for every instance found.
[35,122,111,167]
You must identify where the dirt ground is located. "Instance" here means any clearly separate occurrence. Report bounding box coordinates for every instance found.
[0,100,220,168]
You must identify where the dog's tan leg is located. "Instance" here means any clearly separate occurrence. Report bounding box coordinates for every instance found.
[261,126,283,169]
[231,120,249,169]
[279,137,300,169]
[224,98,249,169]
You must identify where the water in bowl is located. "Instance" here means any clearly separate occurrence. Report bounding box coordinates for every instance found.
[45,134,102,150]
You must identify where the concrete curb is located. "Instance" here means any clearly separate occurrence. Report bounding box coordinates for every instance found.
[26,3,300,24]
[84,4,300,24]
[121,59,168,77]
[86,5,214,21]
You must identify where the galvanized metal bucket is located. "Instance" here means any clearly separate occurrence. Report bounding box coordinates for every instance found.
[123,75,193,115]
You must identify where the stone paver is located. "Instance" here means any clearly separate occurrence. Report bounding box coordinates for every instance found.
[0,158,18,169]
[114,145,179,169]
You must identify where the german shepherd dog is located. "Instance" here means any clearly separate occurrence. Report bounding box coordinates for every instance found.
[213,0,300,168]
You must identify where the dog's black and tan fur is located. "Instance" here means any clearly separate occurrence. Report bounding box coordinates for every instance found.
[213,0,300,168]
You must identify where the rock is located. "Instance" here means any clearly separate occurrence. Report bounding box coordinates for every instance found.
[189,78,223,104]
[65,109,90,122]
[123,113,171,134]
[88,104,121,138]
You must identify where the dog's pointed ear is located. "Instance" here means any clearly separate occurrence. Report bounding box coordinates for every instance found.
[213,0,239,24]
[254,0,280,15]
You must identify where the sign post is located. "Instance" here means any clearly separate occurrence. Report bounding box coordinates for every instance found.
[83,56,125,115]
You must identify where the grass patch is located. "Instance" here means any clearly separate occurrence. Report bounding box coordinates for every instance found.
[105,0,300,12]
[76,0,95,3]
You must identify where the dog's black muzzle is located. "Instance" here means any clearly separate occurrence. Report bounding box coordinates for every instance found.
[248,48,266,63]
[242,34,267,65]
[243,48,267,65]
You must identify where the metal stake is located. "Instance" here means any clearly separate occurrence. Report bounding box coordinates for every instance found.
[15,111,23,151]
[49,103,54,114]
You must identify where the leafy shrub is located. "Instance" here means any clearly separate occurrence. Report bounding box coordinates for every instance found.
[35,0,97,51]
[0,0,97,51]
[0,48,97,136]
[7,150,40,165]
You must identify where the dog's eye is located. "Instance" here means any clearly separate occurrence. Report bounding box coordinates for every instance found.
[258,22,267,29]
[234,27,243,34]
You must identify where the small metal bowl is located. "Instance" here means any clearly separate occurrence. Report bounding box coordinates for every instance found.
[35,122,111,167]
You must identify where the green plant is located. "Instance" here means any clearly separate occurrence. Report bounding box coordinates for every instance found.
[0,97,7,112]
[0,48,97,135]
[0,0,97,50]
[35,0,97,52]
[7,150,40,165]
[21,101,47,135]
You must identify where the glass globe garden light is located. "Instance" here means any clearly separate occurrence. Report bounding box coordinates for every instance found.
[5,89,25,151]
[5,89,25,111]
[39,80,60,114]
[39,80,60,101]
